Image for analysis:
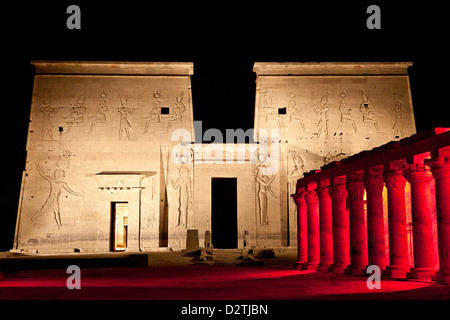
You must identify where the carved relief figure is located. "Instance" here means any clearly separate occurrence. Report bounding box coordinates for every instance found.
[88,91,109,133]
[388,92,406,139]
[338,91,357,133]
[142,100,161,133]
[256,160,278,227]
[118,95,136,140]
[314,94,329,139]
[287,93,305,132]
[31,161,82,229]
[288,150,305,195]
[56,149,72,169]
[40,98,62,141]
[171,165,193,228]
[64,92,87,133]
[360,92,382,133]
[166,92,186,131]
[262,93,280,127]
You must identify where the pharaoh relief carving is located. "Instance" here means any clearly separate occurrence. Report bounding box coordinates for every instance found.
[88,91,109,134]
[141,92,162,134]
[388,91,406,139]
[118,94,137,141]
[288,150,305,196]
[31,155,82,229]
[255,156,278,227]
[40,98,63,141]
[262,93,280,127]
[338,91,357,133]
[360,92,383,133]
[64,92,87,134]
[314,94,329,139]
[287,93,305,132]
[171,164,193,228]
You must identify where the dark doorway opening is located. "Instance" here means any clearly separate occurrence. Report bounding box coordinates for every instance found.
[211,178,238,249]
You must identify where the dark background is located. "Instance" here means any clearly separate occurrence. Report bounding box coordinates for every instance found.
[2,1,449,251]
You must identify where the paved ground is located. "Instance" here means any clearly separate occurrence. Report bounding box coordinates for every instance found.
[1,251,448,301]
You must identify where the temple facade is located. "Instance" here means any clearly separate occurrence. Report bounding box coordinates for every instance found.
[12,61,416,253]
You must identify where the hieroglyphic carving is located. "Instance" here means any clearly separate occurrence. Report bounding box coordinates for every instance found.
[338,91,357,133]
[31,161,82,229]
[287,93,305,132]
[256,159,278,227]
[288,150,305,195]
[40,98,63,141]
[314,93,329,139]
[388,91,406,139]
[262,93,280,127]
[88,91,109,133]
[166,92,186,131]
[118,95,136,140]
[64,92,87,133]
[171,164,193,228]
[56,150,72,169]
[360,92,382,133]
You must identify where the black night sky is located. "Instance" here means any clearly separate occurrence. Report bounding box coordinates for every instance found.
[2,2,449,250]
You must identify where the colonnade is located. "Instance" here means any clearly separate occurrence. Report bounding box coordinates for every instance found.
[291,128,450,282]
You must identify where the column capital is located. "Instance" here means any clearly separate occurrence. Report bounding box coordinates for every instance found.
[305,190,319,204]
[291,192,307,206]
[383,170,407,188]
[403,162,434,184]
[363,172,384,194]
[328,184,347,199]
[346,178,365,201]
[425,156,450,179]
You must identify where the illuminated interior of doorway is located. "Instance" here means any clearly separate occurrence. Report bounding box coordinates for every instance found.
[111,202,128,252]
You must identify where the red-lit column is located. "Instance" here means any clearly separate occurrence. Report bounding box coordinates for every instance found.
[305,190,320,270]
[427,157,450,283]
[345,172,368,275]
[403,162,438,280]
[382,169,410,278]
[328,177,350,273]
[291,190,308,269]
[317,180,333,272]
[364,168,387,271]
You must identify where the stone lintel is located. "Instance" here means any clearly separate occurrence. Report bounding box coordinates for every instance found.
[253,62,413,76]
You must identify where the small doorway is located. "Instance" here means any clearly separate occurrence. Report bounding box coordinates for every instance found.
[110,202,128,252]
[211,178,238,249]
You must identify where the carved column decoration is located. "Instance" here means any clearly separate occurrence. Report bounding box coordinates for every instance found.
[291,191,308,269]
[328,177,350,273]
[427,156,450,282]
[345,172,368,275]
[317,180,333,272]
[364,168,387,271]
[382,169,410,278]
[305,190,320,269]
[403,162,437,280]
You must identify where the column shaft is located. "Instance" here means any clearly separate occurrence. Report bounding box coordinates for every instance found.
[292,192,308,268]
[345,173,368,275]
[428,157,450,283]
[305,191,320,269]
[328,179,350,273]
[404,163,437,280]
[317,184,333,271]
[382,170,410,278]
[364,170,387,271]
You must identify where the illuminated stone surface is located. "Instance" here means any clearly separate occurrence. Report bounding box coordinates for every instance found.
[13,61,416,253]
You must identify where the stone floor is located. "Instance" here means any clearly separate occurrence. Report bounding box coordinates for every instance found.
[0,250,448,301]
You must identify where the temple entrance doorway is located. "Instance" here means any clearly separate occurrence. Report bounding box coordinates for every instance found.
[110,202,128,252]
[211,178,238,249]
